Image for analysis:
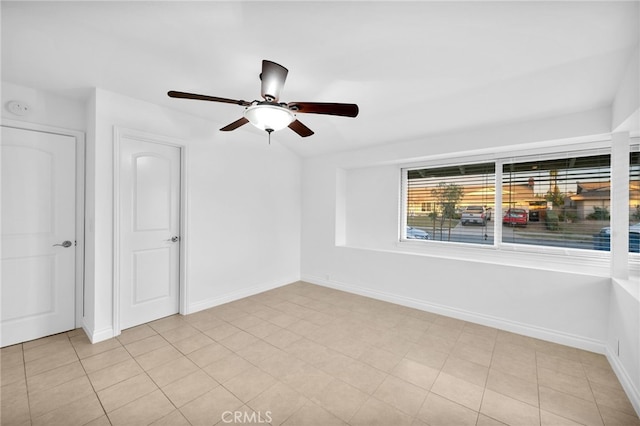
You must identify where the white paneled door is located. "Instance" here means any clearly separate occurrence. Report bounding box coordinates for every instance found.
[118,136,181,330]
[1,126,77,347]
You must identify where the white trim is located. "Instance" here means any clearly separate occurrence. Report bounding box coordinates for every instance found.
[112,127,188,336]
[1,118,86,331]
[82,321,114,344]
[188,278,297,315]
[607,345,640,418]
[302,274,606,354]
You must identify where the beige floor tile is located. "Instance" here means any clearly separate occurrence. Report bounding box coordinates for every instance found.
[263,328,303,349]
[224,366,277,403]
[391,358,439,390]
[404,344,449,370]
[26,360,86,394]
[462,322,499,339]
[0,383,30,425]
[451,341,494,367]
[29,375,94,418]
[172,332,215,355]
[350,397,413,426]
[480,389,540,426]
[247,381,308,425]
[535,339,583,362]
[590,380,637,417]
[183,313,225,333]
[286,318,323,338]
[284,337,339,366]
[162,369,218,407]
[150,408,192,425]
[107,389,174,425]
[281,363,334,399]
[203,323,242,341]
[539,385,603,426]
[338,359,387,395]
[373,375,428,416]
[24,338,73,363]
[26,345,79,376]
[236,340,285,364]
[229,314,265,331]
[1,361,25,386]
[537,352,586,378]
[431,371,484,411]
[441,356,489,387]
[97,373,158,412]
[245,320,282,338]
[1,346,24,369]
[310,379,369,422]
[80,346,131,374]
[579,350,610,369]
[486,368,539,407]
[493,340,536,363]
[476,413,508,426]
[124,333,169,357]
[180,385,243,425]
[598,404,640,426]
[84,415,112,426]
[31,393,104,426]
[187,342,233,368]
[70,335,122,359]
[358,347,403,373]
[219,330,262,352]
[490,351,537,383]
[538,365,594,401]
[541,409,585,425]
[22,332,68,350]
[253,351,306,381]
[203,353,254,384]
[417,392,478,426]
[282,401,347,426]
[158,324,200,344]
[136,345,183,371]
[117,324,158,345]
[147,356,199,387]
[88,358,144,391]
[148,314,187,333]
[584,363,625,389]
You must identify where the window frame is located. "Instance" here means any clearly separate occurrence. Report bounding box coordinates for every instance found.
[399,139,620,268]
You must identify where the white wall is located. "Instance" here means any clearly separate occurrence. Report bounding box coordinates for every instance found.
[84,88,301,341]
[301,107,614,353]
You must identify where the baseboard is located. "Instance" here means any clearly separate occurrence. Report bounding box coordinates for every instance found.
[187,277,298,314]
[82,320,114,344]
[302,274,606,354]
[606,345,640,417]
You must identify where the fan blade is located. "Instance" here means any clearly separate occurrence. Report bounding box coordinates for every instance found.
[260,60,288,102]
[287,102,359,117]
[168,91,251,106]
[220,117,249,131]
[288,119,314,137]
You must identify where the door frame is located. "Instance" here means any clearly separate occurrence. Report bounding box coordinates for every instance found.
[112,127,188,336]
[1,118,86,330]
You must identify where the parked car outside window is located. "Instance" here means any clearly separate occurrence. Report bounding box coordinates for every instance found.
[593,223,640,252]
[503,208,528,227]
[406,226,430,240]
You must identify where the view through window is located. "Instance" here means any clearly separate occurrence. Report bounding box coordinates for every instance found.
[406,162,495,245]
[502,153,611,250]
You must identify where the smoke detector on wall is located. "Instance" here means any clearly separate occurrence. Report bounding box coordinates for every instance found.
[6,100,31,116]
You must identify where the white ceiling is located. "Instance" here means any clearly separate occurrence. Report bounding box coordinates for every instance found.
[2,1,638,157]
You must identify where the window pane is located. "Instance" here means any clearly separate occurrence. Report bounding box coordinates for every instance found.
[630,149,639,253]
[502,154,611,250]
[406,162,495,245]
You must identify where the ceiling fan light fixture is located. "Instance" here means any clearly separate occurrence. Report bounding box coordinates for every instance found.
[244,103,294,132]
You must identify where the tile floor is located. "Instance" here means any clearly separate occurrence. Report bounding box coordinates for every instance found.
[1,281,639,426]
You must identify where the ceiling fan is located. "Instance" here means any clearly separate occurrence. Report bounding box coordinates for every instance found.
[168,60,359,138]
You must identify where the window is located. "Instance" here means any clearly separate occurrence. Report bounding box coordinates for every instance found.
[502,153,611,250]
[630,146,639,253]
[405,162,495,245]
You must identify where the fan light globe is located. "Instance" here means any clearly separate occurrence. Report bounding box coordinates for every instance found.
[244,104,294,132]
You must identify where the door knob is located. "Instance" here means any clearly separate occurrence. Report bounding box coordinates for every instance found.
[53,240,73,248]
[166,236,180,243]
